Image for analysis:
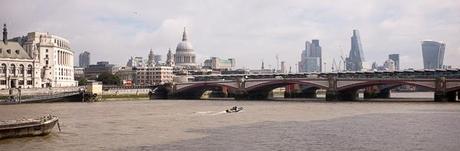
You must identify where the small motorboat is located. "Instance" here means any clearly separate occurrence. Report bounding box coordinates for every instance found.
[0,115,60,139]
[226,106,243,113]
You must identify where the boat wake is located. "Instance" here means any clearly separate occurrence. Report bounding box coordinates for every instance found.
[194,111,228,115]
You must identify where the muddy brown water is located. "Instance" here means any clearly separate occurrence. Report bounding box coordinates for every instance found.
[0,97,459,151]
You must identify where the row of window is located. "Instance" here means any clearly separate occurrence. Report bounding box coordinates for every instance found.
[0,64,33,75]
[54,39,70,49]
[56,68,73,77]
[0,48,20,55]
[0,80,33,85]
[136,76,173,79]
[136,72,173,75]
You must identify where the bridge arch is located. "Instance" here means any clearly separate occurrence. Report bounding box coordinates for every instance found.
[174,83,239,99]
[337,80,436,92]
[245,80,328,92]
[244,80,328,99]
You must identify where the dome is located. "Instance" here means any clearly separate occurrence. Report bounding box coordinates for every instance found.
[175,27,194,52]
[176,41,193,51]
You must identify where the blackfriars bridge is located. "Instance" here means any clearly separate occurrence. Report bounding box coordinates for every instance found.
[151,69,460,101]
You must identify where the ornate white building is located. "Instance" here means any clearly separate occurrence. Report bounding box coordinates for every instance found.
[174,27,197,69]
[0,24,76,88]
[22,32,76,87]
[0,24,40,89]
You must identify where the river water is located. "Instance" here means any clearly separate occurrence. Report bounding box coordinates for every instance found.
[0,92,459,151]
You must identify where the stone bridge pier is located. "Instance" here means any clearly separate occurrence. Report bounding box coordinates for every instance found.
[434,77,457,102]
[324,76,357,101]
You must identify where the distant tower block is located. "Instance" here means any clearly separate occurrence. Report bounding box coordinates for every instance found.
[346,30,365,71]
[422,41,445,69]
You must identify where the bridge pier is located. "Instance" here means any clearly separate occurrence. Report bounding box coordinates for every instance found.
[433,77,457,102]
[434,91,456,102]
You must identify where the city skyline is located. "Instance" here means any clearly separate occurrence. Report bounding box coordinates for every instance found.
[1,0,459,70]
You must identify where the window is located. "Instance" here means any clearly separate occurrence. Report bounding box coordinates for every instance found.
[27,80,32,85]
[0,64,6,74]
[9,64,15,74]
[0,80,6,85]
[19,65,24,74]
[27,65,32,75]
[6,49,11,54]
[46,49,48,53]
[19,80,24,85]
[15,50,20,54]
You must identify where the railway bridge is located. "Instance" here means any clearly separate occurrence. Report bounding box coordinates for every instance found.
[151,76,460,101]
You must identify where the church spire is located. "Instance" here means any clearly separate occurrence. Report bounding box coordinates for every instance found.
[182,27,187,41]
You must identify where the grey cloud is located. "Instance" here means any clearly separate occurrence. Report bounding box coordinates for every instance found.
[1,0,459,70]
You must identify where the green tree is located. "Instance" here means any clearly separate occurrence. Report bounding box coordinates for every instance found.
[96,72,121,85]
[77,77,88,86]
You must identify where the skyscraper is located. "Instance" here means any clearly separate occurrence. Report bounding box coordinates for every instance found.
[79,51,90,68]
[346,30,365,71]
[388,54,400,70]
[422,40,445,69]
[298,39,322,72]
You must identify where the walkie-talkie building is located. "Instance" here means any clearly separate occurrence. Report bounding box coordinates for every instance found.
[422,40,445,69]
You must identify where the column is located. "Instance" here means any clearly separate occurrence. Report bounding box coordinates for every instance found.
[325,76,338,101]
[434,77,448,102]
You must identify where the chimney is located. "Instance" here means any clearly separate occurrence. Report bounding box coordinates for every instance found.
[2,24,7,44]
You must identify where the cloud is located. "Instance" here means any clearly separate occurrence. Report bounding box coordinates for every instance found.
[1,0,459,70]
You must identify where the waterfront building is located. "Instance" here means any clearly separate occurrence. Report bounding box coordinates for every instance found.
[79,51,90,68]
[388,54,400,70]
[126,56,145,67]
[2,24,79,88]
[21,31,76,87]
[345,30,365,71]
[203,57,235,70]
[298,39,322,72]
[115,66,135,86]
[84,61,118,79]
[133,66,173,85]
[422,40,445,69]
[0,24,40,88]
[174,27,197,69]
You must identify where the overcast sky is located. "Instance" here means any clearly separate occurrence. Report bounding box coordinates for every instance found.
[1,0,459,71]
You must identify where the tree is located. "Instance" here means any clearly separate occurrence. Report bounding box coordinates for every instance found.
[77,77,88,86]
[96,72,121,85]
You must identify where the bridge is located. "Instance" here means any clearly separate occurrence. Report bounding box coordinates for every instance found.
[151,69,460,101]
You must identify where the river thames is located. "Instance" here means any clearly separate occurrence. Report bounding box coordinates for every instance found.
[1,93,459,151]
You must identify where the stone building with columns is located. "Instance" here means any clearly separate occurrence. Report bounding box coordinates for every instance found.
[174,28,197,69]
[0,24,40,89]
[21,32,76,87]
[0,24,76,88]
